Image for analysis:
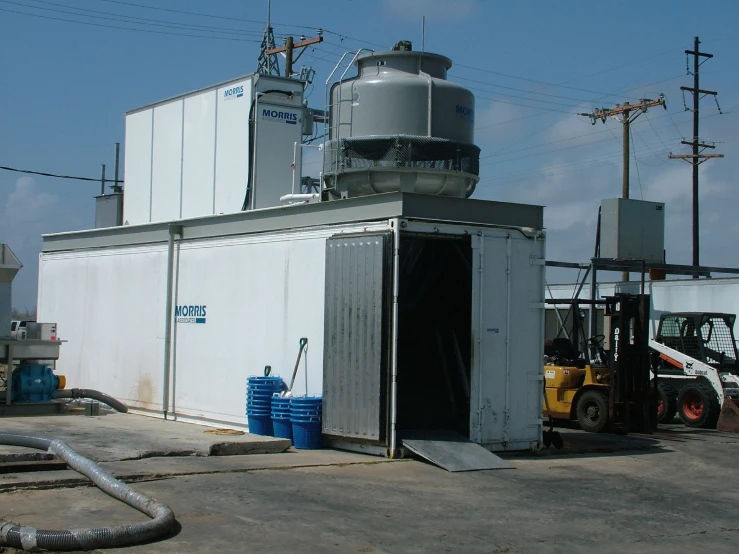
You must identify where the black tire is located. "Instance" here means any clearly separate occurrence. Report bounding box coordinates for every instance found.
[678,381,721,428]
[657,383,678,423]
[576,390,609,433]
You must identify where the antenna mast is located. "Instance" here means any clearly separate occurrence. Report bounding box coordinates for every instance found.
[257,0,281,75]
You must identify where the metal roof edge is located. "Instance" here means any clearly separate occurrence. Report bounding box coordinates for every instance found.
[42,193,543,253]
[125,73,301,115]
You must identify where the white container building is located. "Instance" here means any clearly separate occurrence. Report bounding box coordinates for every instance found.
[37,44,548,457]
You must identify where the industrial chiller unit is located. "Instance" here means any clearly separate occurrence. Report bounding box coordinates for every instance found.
[37,42,547,455]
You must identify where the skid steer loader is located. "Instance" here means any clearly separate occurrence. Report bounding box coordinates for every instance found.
[650,312,739,430]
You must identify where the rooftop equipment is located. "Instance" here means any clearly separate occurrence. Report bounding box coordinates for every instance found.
[0,244,22,338]
[323,41,480,199]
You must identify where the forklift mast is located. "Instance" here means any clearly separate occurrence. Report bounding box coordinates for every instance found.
[606,293,656,433]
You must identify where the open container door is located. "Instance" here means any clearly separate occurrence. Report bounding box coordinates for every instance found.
[322,232,393,446]
[471,230,545,451]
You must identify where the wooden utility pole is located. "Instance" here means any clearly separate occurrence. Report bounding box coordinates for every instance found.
[579,95,666,281]
[266,33,323,78]
[669,37,723,273]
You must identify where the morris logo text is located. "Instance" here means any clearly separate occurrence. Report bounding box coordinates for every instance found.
[175,305,207,324]
[262,109,298,125]
[224,86,244,101]
[455,105,474,122]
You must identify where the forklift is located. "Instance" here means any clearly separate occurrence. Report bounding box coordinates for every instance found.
[543,293,657,439]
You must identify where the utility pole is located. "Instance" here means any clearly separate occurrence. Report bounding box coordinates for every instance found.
[266,32,323,78]
[579,95,666,281]
[669,37,723,273]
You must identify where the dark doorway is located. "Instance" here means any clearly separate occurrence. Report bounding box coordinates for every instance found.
[396,234,473,437]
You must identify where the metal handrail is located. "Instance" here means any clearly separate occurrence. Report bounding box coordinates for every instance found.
[322,48,374,193]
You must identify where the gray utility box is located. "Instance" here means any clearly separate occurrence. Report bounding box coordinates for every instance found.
[600,198,665,262]
[95,193,123,228]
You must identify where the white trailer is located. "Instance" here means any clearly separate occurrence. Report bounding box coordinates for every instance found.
[38,193,546,456]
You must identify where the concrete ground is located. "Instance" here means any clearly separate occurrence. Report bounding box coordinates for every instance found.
[1,417,738,553]
[0,412,290,462]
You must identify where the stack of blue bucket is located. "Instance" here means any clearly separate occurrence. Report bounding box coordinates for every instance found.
[271,396,293,441]
[290,396,323,449]
[246,376,284,436]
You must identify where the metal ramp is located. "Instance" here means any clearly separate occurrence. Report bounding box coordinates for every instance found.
[401,431,513,472]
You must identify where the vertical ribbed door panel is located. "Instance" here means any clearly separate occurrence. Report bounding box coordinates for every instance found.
[322,232,391,442]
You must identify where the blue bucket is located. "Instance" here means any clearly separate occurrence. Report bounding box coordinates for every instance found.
[246,376,286,431]
[290,397,322,449]
[292,420,322,449]
[272,419,293,441]
[247,415,273,436]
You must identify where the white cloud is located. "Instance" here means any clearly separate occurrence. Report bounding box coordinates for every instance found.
[3,176,59,227]
[474,100,531,142]
[382,0,478,21]
[0,176,77,310]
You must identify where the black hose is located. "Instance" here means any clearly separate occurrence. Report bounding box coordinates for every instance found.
[0,433,175,551]
[0,389,128,413]
[55,389,129,413]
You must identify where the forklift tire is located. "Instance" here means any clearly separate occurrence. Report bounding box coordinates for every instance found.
[576,390,609,433]
[678,381,721,428]
[657,383,678,423]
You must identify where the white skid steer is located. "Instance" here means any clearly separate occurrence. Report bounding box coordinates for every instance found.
[649,312,739,431]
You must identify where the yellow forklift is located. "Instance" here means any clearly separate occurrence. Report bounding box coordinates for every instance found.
[542,294,656,446]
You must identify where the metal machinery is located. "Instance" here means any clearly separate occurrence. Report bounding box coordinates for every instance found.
[650,313,739,429]
[543,293,656,435]
[0,244,65,416]
[323,40,480,200]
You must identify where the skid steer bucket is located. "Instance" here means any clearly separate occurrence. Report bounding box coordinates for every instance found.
[717,398,739,433]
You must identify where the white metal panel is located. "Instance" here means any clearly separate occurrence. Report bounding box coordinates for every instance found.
[214,79,252,215]
[37,245,169,413]
[169,223,389,425]
[38,220,389,428]
[181,91,217,219]
[471,231,544,451]
[122,109,153,225]
[252,101,303,209]
[151,101,184,222]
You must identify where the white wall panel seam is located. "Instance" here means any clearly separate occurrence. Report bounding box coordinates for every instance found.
[179,100,185,219]
[212,92,218,215]
[149,109,155,223]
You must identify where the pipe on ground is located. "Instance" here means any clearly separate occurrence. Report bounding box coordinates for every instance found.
[55,389,129,413]
[0,433,175,551]
[0,389,129,413]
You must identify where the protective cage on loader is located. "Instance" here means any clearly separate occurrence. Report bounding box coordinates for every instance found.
[652,312,739,429]
[543,293,657,436]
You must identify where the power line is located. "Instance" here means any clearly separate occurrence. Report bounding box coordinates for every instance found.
[95,0,318,31]
[15,0,269,36]
[456,83,588,109]
[455,63,646,100]
[479,110,689,162]
[0,165,123,183]
[0,6,262,41]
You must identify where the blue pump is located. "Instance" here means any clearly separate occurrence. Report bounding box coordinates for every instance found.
[10,365,60,403]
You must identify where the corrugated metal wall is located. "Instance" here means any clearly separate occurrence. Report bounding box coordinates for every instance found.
[322,233,391,442]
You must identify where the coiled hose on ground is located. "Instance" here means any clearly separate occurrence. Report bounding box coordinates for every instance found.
[0,433,175,551]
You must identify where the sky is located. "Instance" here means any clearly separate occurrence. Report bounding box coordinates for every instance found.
[1,0,739,309]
